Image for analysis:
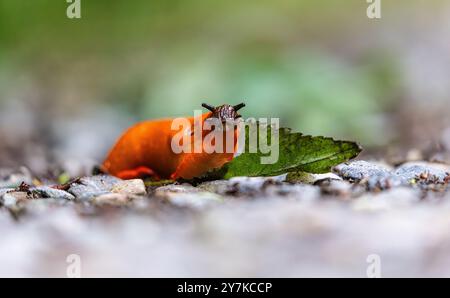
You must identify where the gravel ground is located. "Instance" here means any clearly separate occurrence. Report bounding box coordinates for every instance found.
[0,160,450,277]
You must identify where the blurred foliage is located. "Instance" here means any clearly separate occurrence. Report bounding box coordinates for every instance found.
[0,0,408,148]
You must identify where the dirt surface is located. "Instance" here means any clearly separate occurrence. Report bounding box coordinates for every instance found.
[0,160,449,277]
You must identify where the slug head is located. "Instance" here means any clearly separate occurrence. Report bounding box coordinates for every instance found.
[201,102,245,122]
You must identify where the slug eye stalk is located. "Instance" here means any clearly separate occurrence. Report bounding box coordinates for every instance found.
[233,103,245,111]
[201,103,216,113]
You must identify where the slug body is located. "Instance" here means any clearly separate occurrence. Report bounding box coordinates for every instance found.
[102,103,245,180]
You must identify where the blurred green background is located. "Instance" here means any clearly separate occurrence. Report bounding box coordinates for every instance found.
[1,0,450,173]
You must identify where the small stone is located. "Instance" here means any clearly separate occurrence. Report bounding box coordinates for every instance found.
[68,175,122,201]
[406,149,423,162]
[29,186,75,200]
[2,192,27,205]
[154,184,223,209]
[318,179,353,197]
[311,173,342,182]
[0,188,14,198]
[287,172,346,185]
[333,161,448,191]
[1,191,28,209]
[227,176,285,195]
[285,172,315,184]
[394,162,450,183]
[367,173,403,191]
[334,160,392,181]
[92,193,132,206]
[111,179,146,195]
[197,180,232,195]
[154,184,199,194]
[162,192,223,209]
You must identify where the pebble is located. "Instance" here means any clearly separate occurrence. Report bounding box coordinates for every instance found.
[197,180,232,195]
[366,173,403,190]
[334,160,392,181]
[92,193,132,206]
[154,184,223,209]
[226,176,285,195]
[162,192,223,209]
[1,192,28,213]
[285,172,342,184]
[154,184,199,194]
[111,179,146,195]
[68,175,121,200]
[394,162,450,183]
[66,175,147,201]
[335,160,450,191]
[29,186,75,200]
[317,179,354,197]
[0,188,14,198]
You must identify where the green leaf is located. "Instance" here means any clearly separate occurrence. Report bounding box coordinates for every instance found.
[204,124,361,180]
[58,172,71,185]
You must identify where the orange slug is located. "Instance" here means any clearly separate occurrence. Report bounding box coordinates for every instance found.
[102,103,245,180]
